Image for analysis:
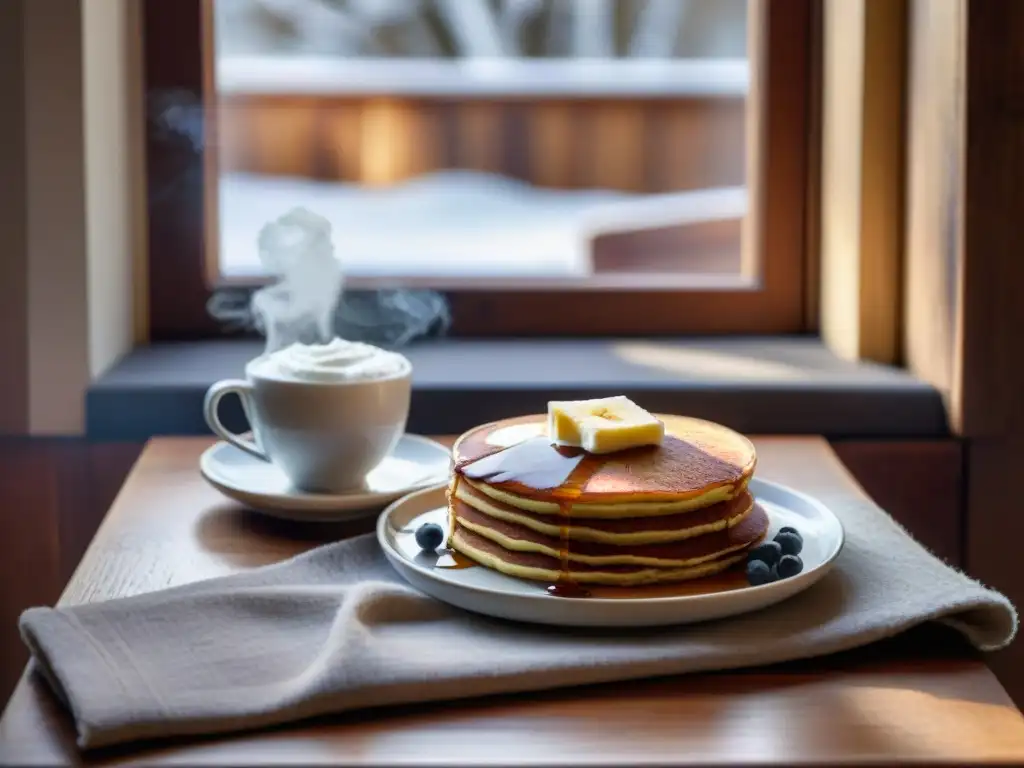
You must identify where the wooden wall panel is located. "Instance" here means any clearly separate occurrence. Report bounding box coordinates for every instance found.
[527,102,576,188]
[0,440,142,707]
[498,102,532,184]
[967,438,1024,708]
[215,95,746,194]
[67,443,147,584]
[585,101,647,191]
[830,440,963,566]
[452,101,505,176]
[323,103,364,182]
[0,443,61,707]
[957,0,1024,711]
[360,99,442,186]
[684,101,747,192]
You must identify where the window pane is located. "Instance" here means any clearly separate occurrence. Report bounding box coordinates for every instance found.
[211,0,749,283]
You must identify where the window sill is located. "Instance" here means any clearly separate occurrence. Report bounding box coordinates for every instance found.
[86,337,948,441]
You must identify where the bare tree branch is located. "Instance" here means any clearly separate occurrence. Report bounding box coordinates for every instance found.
[433,0,507,57]
[629,0,690,58]
[347,0,441,56]
[255,0,367,53]
[571,0,615,57]
[497,0,544,56]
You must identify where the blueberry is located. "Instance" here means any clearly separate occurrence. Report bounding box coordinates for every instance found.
[774,531,803,556]
[746,560,777,586]
[415,522,444,551]
[778,526,799,536]
[777,554,803,579]
[747,541,782,567]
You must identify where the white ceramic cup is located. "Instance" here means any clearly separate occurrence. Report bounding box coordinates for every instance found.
[203,358,412,494]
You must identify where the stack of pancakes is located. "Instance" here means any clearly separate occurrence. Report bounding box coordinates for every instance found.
[447,415,767,586]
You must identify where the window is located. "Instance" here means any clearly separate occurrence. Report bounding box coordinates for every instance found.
[144,0,815,338]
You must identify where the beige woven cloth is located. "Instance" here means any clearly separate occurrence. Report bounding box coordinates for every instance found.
[21,485,1017,751]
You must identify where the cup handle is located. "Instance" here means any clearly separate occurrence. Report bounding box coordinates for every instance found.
[203,379,268,461]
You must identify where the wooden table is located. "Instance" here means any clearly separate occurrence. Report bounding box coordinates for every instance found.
[2,436,1024,766]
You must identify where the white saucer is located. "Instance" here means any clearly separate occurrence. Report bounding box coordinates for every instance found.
[378,477,845,627]
[200,434,451,521]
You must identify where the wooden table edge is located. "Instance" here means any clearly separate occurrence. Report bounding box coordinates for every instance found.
[1,435,1022,766]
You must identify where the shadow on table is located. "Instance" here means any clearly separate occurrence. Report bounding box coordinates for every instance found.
[192,502,378,568]
[17,625,1003,766]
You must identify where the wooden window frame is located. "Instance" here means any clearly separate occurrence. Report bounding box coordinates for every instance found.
[143,0,817,340]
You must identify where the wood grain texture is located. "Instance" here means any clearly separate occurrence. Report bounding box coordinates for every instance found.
[0,439,141,707]
[903,0,962,405]
[322,102,364,182]
[1,436,1021,765]
[958,0,1024,714]
[359,98,440,185]
[218,97,320,178]
[215,96,745,194]
[452,101,504,176]
[819,0,906,365]
[967,438,1024,710]
[3,633,1023,767]
[526,101,575,188]
[584,101,647,191]
[651,100,747,193]
[830,440,962,566]
[801,0,824,335]
[0,443,61,708]
[736,0,812,325]
[956,0,1024,440]
[0,434,969,708]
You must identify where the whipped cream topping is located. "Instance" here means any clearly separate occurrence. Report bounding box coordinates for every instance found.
[257,338,410,383]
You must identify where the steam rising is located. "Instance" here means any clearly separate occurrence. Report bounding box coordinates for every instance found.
[251,208,344,355]
[150,89,450,350]
[149,89,204,152]
[207,206,450,350]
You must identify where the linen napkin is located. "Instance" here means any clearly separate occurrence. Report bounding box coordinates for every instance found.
[21,484,1017,751]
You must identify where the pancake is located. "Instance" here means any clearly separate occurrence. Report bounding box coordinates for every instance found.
[449,524,754,586]
[452,414,756,515]
[452,499,769,568]
[453,481,755,545]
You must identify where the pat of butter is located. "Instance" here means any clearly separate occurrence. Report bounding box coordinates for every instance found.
[547,396,664,454]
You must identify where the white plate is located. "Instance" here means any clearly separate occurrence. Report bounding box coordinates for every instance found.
[199,434,451,522]
[378,477,845,627]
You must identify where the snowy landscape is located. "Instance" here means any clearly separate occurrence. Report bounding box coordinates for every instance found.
[212,0,749,280]
[214,0,748,60]
[219,171,747,279]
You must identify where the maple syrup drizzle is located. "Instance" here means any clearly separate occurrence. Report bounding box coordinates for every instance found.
[587,566,749,599]
[432,549,478,569]
[444,433,753,599]
[431,473,474,570]
[546,581,592,598]
[457,437,588,490]
[455,437,608,597]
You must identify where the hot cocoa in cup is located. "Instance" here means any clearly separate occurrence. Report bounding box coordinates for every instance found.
[204,339,412,493]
